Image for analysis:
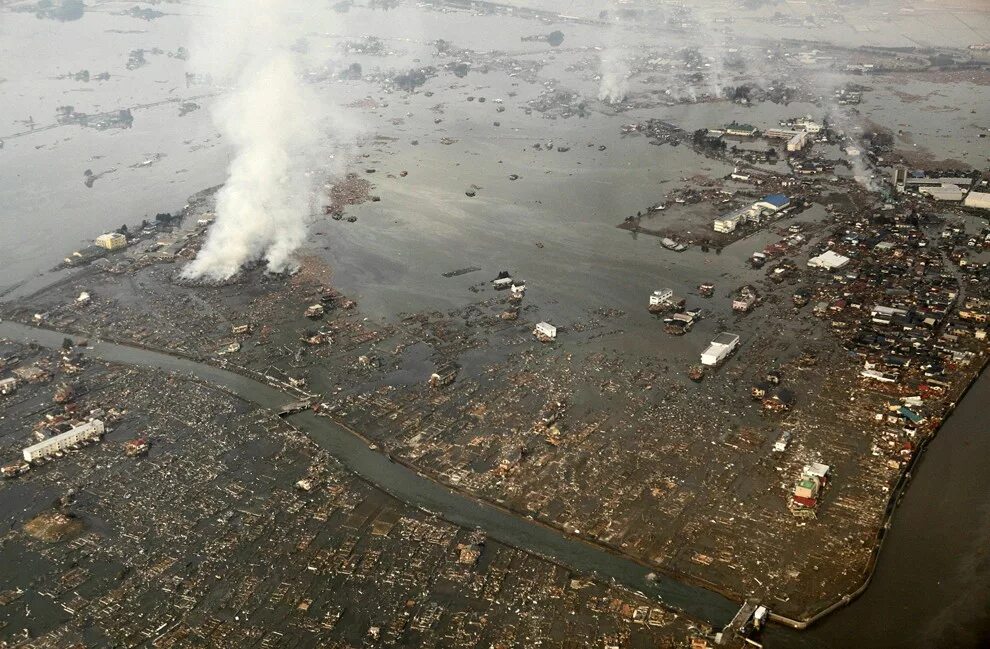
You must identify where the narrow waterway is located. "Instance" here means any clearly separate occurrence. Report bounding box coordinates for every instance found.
[0,320,739,628]
[766,372,990,648]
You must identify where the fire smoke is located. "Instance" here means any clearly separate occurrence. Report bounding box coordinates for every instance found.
[181,0,335,281]
[598,47,630,105]
[597,5,630,105]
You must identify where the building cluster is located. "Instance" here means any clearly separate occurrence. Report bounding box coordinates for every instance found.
[892,166,990,208]
[714,194,791,234]
[0,344,701,648]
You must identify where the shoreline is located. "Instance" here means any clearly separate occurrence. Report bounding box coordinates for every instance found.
[770,352,990,630]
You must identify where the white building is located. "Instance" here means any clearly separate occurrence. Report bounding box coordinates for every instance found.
[700,333,740,366]
[807,250,850,270]
[714,206,759,233]
[920,184,964,202]
[533,322,557,341]
[649,288,674,306]
[794,116,822,133]
[963,191,990,210]
[0,377,17,395]
[714,213,744,233]
[787,131,808,152]
[23,420,104,463]
[95,232,127,251]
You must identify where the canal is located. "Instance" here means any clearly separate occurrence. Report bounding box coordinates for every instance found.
[5,318,988,645]
[0,320,740,628]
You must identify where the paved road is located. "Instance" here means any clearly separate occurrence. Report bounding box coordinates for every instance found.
[0,320,740,627]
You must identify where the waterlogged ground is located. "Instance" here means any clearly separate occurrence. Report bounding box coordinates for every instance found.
[2,1,990,647]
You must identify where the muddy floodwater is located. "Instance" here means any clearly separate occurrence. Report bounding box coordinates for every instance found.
[2,0,990,646]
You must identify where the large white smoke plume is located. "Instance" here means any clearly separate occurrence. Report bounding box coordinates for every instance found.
[182,1,335,281]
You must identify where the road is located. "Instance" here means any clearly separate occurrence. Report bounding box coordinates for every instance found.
[0,320,740,628]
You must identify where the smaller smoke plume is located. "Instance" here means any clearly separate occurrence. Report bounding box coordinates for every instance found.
[598,47,630,104]
[824,99,883,193]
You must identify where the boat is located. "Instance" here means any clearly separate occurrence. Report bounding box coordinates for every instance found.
[698,282,715,298]
[688,365,705,382]
[660,237,687,252]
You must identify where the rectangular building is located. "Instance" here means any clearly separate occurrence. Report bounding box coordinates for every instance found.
[95,232,127,251]
[0,377,16,395]
[963,191,990,210]
[23,420,104,463]
[701,333,740,366]
[533,322,557,341]
[807,250,850,270]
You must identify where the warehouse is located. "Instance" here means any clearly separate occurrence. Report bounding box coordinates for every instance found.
[807,250,851,270]
[919,184,965,202]
[23,419,105,463]
[963,191,990,210]
[754,194,790,213]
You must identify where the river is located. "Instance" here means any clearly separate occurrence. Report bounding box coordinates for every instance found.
[0,319,740,628]
[5,315,988,646]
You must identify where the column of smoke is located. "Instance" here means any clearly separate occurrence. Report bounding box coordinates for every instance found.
[181,0,335,282]
[597,6,630,105]
[598,48,630,104]
[816,71,883,193]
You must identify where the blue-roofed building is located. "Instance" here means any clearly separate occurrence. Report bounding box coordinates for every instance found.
[757,194,790,211]
[897,406,924,424]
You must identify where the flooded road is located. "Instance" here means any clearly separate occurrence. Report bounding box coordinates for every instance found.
[0,319,740,628]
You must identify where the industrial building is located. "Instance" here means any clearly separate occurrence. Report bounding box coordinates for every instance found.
[724,122,757,137]
[713,194,789,233]
[807,250,851,270]
[963,191,990,210]
[700,333,740,367]
[23,419,104,463]
[95,232,128,250]
[891,166,974,195]
[918,184,965,202]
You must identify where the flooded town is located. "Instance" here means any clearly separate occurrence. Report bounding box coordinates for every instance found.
[1,0,989,648]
